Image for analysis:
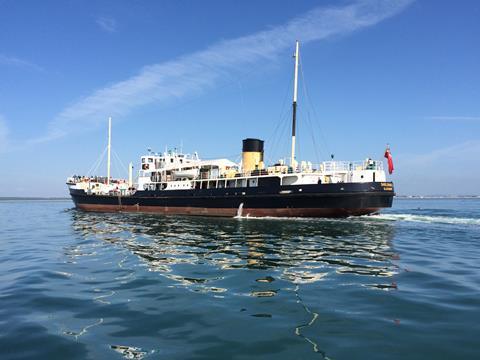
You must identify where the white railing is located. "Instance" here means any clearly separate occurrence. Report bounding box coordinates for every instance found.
[319,160,384,172]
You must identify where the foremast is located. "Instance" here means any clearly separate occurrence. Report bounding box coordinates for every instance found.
[107,116,112,185]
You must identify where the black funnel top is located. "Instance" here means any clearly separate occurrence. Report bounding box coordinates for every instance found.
[242,138,264,152]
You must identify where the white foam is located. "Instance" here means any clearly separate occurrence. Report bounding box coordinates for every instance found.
[234,215,320,222]
[233,213,480,226]
[370,213,480,226]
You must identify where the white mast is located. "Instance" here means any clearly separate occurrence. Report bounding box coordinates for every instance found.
[107,117,112,185]
[128,162,133,188]
[291,40,299,168]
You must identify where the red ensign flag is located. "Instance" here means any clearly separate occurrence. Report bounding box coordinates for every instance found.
[384,147,394,174]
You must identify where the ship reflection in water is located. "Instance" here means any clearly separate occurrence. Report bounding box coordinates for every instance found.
[69,211,398,358]
[70,212,398,291]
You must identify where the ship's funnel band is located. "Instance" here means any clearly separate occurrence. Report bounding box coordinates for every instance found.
[242,138,264,153]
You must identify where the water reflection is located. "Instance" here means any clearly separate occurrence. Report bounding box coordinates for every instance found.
[68,211,397,359]
[69,212,397,290]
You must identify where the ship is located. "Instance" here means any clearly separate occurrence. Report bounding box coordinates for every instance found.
[67,41,395,217]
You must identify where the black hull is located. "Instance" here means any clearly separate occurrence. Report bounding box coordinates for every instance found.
[69,182,394,218]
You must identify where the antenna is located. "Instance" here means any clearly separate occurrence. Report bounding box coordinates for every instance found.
[291,40,299,169]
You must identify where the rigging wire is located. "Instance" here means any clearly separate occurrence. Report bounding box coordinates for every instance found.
[266,71,294,145]
[265,71,294,165]
[267,109,291,165]
[86,146,108,176]
[112,149,129,175]
[299,54,332,160]
[112,156,123,180]
[85,143,130,179]
[298,107,322,168]
[201,153,242,161]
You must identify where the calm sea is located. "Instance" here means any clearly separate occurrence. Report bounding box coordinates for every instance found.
[0,198,479,359]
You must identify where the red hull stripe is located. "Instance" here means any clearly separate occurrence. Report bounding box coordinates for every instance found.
[76,204,379,217]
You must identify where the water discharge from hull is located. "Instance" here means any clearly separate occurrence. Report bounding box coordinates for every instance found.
[235,202,244,218]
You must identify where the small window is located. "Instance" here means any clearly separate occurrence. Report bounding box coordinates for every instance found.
[142,158,145,163]
[148,158,153,163]
[171,158,174,163]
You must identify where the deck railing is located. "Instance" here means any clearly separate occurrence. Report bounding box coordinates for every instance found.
[319,160,384,172]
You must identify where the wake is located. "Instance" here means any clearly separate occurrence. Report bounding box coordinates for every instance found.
[233,213,480,226]
[370,213,480,226]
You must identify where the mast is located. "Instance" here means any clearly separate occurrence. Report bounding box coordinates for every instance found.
[107,117,112,185]
[291,40,299,168]
[128,162,133,188]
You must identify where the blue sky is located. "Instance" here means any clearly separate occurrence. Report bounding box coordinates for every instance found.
[0,0,479,196]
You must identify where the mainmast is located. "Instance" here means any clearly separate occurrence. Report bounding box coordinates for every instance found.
[107,117,112,185]
[291,40,299,169]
